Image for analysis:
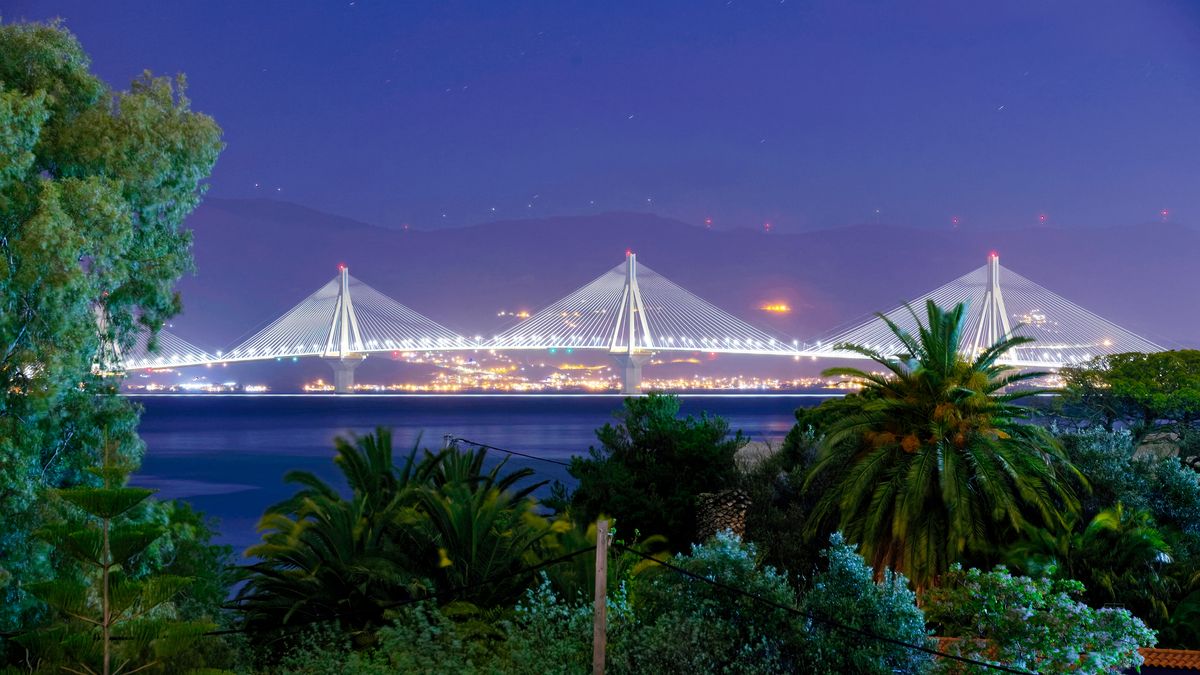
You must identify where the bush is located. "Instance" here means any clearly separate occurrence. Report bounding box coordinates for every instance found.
[556,394,747,549]
[504,577,636,675]
[1060,427,1200,532]
[923,565,1156,674]
[616,531,801,674]
[801,533,931,674]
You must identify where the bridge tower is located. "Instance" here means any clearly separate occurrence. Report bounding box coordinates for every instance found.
[609,252,653,394]
[967,252,1013,355]
[322,265,367,393]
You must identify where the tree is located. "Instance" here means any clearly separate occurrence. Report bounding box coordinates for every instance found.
[804,301,1080,588]
[1060,350,1200,439]
[235,429,562,644]
[11,443,214,674]
[0,19,222,632]
[556,394,747,549]
[235,429,440,641]
[1005,504,1175,626]
[414,444,563,608]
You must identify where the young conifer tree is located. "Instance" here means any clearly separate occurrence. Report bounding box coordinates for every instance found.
[13,439,214,674]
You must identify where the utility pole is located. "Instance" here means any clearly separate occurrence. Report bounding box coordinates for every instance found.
[592,519,610,675]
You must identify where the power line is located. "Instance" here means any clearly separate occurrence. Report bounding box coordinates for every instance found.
[445,435,573,467]
[614,543,1037,675]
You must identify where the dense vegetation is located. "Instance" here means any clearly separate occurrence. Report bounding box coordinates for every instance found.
[0,18,223,639]
[4,16,1200,674]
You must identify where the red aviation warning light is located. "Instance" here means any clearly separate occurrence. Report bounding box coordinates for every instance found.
[625,248,632,257]
[989,250,999,259]
[337,263,346,271]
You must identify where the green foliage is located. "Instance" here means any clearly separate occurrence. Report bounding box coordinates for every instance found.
[10,446,216,674]
[801,533,931,674]
[235,428,563,644]
[557,393,747,549]
[615,531,801,674]
[1004,504,1175,627]
[1030,427,1200,647]
[923,565,1156,674]
[0,17,221,632]
[804,300,1080,588]
[741,422,827,579]
[1059,350,1200,437]
[503,578,636,675]
[1060,427,1200,534]
[235,429,443,640]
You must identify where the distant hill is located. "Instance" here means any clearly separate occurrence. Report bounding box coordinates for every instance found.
[172,198,1198,359]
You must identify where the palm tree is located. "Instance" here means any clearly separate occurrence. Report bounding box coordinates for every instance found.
[416,445,558,606]
[1006,503,1175,625]
[805,300,1080,588]
[234,428,442,638]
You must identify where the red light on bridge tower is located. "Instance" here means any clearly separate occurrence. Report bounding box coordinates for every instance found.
[763,221,772,233]
[337,263,346,272]
[1161,209,1170,221]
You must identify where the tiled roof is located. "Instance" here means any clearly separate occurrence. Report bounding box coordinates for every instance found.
[1141,648,1200,671]
[933,639,1200,671]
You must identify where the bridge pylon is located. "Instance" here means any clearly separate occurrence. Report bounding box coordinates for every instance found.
[968,252,1013,356]
[321,265,367,393]
[610,252,654,394]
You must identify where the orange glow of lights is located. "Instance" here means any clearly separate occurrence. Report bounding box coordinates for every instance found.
[759,303,791,314]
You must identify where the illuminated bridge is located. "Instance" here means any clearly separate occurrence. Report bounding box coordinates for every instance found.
[114,253,1163,393]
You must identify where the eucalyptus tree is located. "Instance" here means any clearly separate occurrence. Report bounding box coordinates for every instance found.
[804,300,1080,588]
[0,19,222,631]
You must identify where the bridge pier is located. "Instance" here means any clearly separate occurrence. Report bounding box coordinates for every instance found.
[324,356,365,393]
[613,352,651,395]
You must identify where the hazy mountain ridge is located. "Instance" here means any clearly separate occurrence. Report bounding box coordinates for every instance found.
[172,198,1199,354]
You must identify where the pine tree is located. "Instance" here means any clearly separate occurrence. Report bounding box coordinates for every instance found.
[11,440,216,674]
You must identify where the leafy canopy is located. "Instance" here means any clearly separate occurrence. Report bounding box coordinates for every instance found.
[556,393,747,548]
[0,18,221,631]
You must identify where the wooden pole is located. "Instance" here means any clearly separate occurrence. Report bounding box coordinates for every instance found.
[592,519,609,675]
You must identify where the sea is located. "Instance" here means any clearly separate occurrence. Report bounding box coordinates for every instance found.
[131,394,833,552]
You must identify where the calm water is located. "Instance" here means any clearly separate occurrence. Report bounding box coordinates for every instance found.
[131,394,830,551]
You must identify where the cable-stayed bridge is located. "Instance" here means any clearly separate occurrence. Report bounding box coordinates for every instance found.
[114,253,1164,393]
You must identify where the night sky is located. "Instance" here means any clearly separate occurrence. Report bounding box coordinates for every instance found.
[7,1,1200,233]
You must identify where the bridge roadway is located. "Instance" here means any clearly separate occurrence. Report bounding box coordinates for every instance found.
[118,253,1163,393]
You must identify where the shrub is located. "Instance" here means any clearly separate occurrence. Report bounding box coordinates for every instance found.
[503,576,636,675]
[616,531,801,674]
[922,565,1156,674]
[801,533,932,674]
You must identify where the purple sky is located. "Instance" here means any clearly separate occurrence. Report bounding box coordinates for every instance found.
[8,1,1200,232]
